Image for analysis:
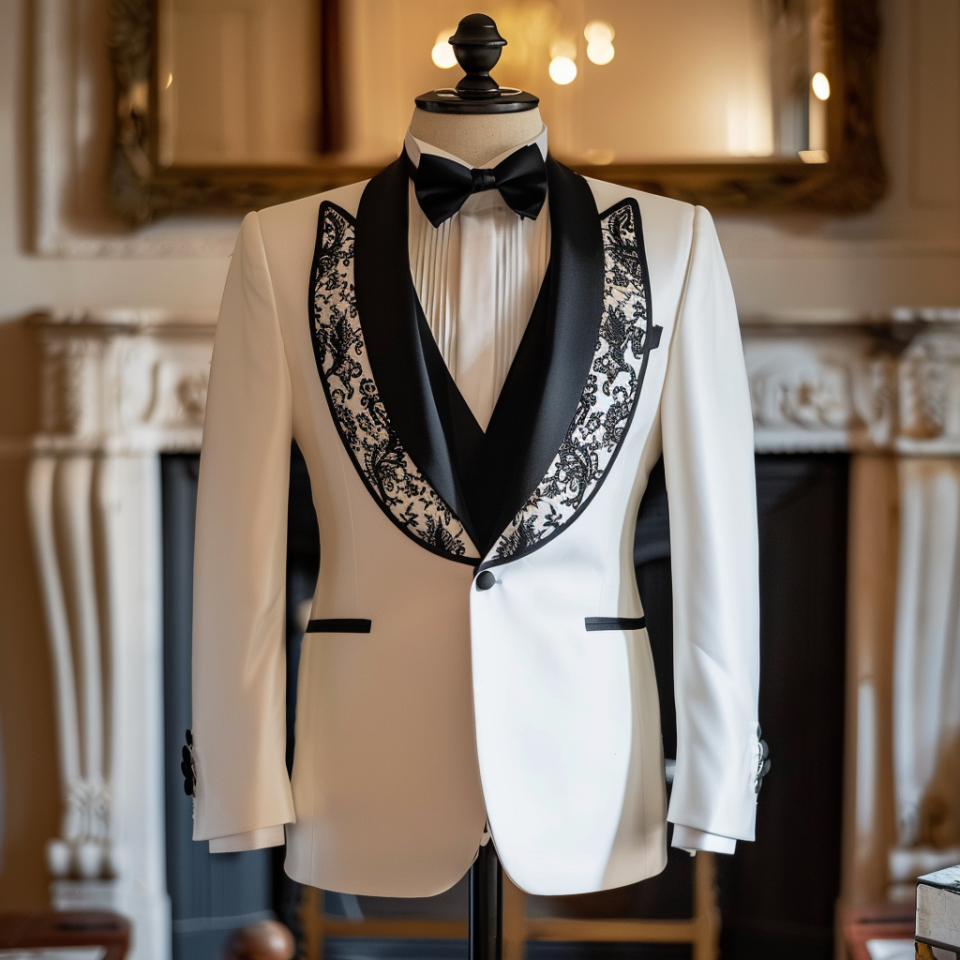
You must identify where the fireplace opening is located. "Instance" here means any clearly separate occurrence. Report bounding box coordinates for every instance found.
[160,449,848,960]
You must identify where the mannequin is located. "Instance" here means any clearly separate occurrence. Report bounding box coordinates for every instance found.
[420,90,520,945]
[410,18,542,959]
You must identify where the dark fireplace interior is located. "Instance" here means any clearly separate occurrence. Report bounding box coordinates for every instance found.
[161,450,848,960]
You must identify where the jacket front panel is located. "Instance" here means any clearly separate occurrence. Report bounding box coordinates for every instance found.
[190,169,761,898]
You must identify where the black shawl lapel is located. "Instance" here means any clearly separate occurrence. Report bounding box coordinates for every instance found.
[471,158,604,553]
[355,154,604,558]
[355,156,482,547]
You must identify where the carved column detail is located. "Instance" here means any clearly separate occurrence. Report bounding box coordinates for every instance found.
[29,311,216,960]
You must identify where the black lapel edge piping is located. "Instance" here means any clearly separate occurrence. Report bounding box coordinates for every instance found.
[479,196,655,572]
[307,199,480,568]
[585,616,647,632]
[306,618,372,634]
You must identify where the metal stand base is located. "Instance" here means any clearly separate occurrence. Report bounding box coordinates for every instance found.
[469,843,502,960]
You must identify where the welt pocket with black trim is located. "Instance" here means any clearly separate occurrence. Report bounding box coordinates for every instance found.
[585,617,646,632]
[306,619,371,634]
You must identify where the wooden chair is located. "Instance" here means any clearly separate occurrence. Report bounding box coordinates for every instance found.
[300,852,721,960]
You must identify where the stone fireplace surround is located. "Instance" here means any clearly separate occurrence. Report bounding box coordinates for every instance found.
[26,308,960,960]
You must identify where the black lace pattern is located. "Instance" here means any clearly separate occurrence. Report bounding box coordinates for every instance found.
[310,202,478,561]
[493,200,651,561]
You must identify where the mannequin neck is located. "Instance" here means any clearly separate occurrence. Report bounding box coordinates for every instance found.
[408,107,544,167]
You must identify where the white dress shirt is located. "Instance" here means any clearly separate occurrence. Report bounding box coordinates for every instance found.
[405,127,551,430]
[209,126,737,859]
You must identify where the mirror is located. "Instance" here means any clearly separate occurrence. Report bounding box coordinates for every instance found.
[111,0,884,220]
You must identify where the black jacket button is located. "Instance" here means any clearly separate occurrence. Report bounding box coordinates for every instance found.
[475,571,496,591]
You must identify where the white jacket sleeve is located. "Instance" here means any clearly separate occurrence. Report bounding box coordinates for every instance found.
[191,211,296,846]
[660,205,761,843]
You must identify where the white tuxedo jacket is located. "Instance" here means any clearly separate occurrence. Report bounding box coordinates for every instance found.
[191,156,761,898]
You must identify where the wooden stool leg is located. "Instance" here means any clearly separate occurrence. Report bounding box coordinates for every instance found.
[692,853,721,960]
[501,873,526,960]
[298,886,324,960]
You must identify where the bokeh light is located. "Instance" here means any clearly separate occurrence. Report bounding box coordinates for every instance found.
[587,40,615,65]
[549,56,578,85]
[431,29,457,69]
[811,71,831,100]
[584,20,615,44]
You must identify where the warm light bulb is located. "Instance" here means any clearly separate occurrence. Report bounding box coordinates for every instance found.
[431,29,457,69]
[587,39,615,65]
[811,71,830,100]
[584,20,615,44]
[549,56,578,85]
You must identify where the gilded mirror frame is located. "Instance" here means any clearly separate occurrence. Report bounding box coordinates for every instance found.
[109,0,884,222]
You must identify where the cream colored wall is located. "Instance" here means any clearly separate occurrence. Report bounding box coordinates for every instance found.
[0,0,958,912]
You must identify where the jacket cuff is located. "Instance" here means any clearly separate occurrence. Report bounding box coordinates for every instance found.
[671,824,737,856]
[208,824,286,853]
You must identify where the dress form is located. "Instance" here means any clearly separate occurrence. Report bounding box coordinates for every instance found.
[413,17,537,959]
[411,16,541,959]
[407,107,543,167]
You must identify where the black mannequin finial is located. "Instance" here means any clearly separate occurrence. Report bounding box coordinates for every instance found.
[449,14,506,100]
[415,12,539,114]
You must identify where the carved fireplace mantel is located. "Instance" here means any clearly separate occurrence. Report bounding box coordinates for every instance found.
[746,318,960,455]
[26,310,960,960]
[26,312,215,960]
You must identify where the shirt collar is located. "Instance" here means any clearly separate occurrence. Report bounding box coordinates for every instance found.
[403,123,548,170]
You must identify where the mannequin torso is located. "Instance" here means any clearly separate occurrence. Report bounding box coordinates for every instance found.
[407,107,544,166]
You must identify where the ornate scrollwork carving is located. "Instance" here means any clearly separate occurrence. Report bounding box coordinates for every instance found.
[753,362,855,432]
[745,323,960,453]
[35,315,215,447]
[174,371,209,424]
[896,333,960,445]
[40,338,101,436]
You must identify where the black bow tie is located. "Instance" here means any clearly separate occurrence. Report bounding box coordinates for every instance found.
[408,144,548,228]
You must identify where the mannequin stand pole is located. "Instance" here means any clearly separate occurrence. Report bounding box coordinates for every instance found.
[469,842,502,960]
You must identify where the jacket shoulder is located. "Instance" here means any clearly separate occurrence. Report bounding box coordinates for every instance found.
[584,177,697,267]
[585,177,695,226]
[256,180,369,234]
[250,180,369,265]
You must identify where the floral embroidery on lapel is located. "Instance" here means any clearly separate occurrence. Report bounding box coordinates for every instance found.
[310,201,479,562]
[493,198,657,562]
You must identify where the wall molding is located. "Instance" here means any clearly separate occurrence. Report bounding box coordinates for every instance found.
[24,310,960,456]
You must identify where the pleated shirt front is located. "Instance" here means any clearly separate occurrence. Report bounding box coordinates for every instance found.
[404,127,551,431]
